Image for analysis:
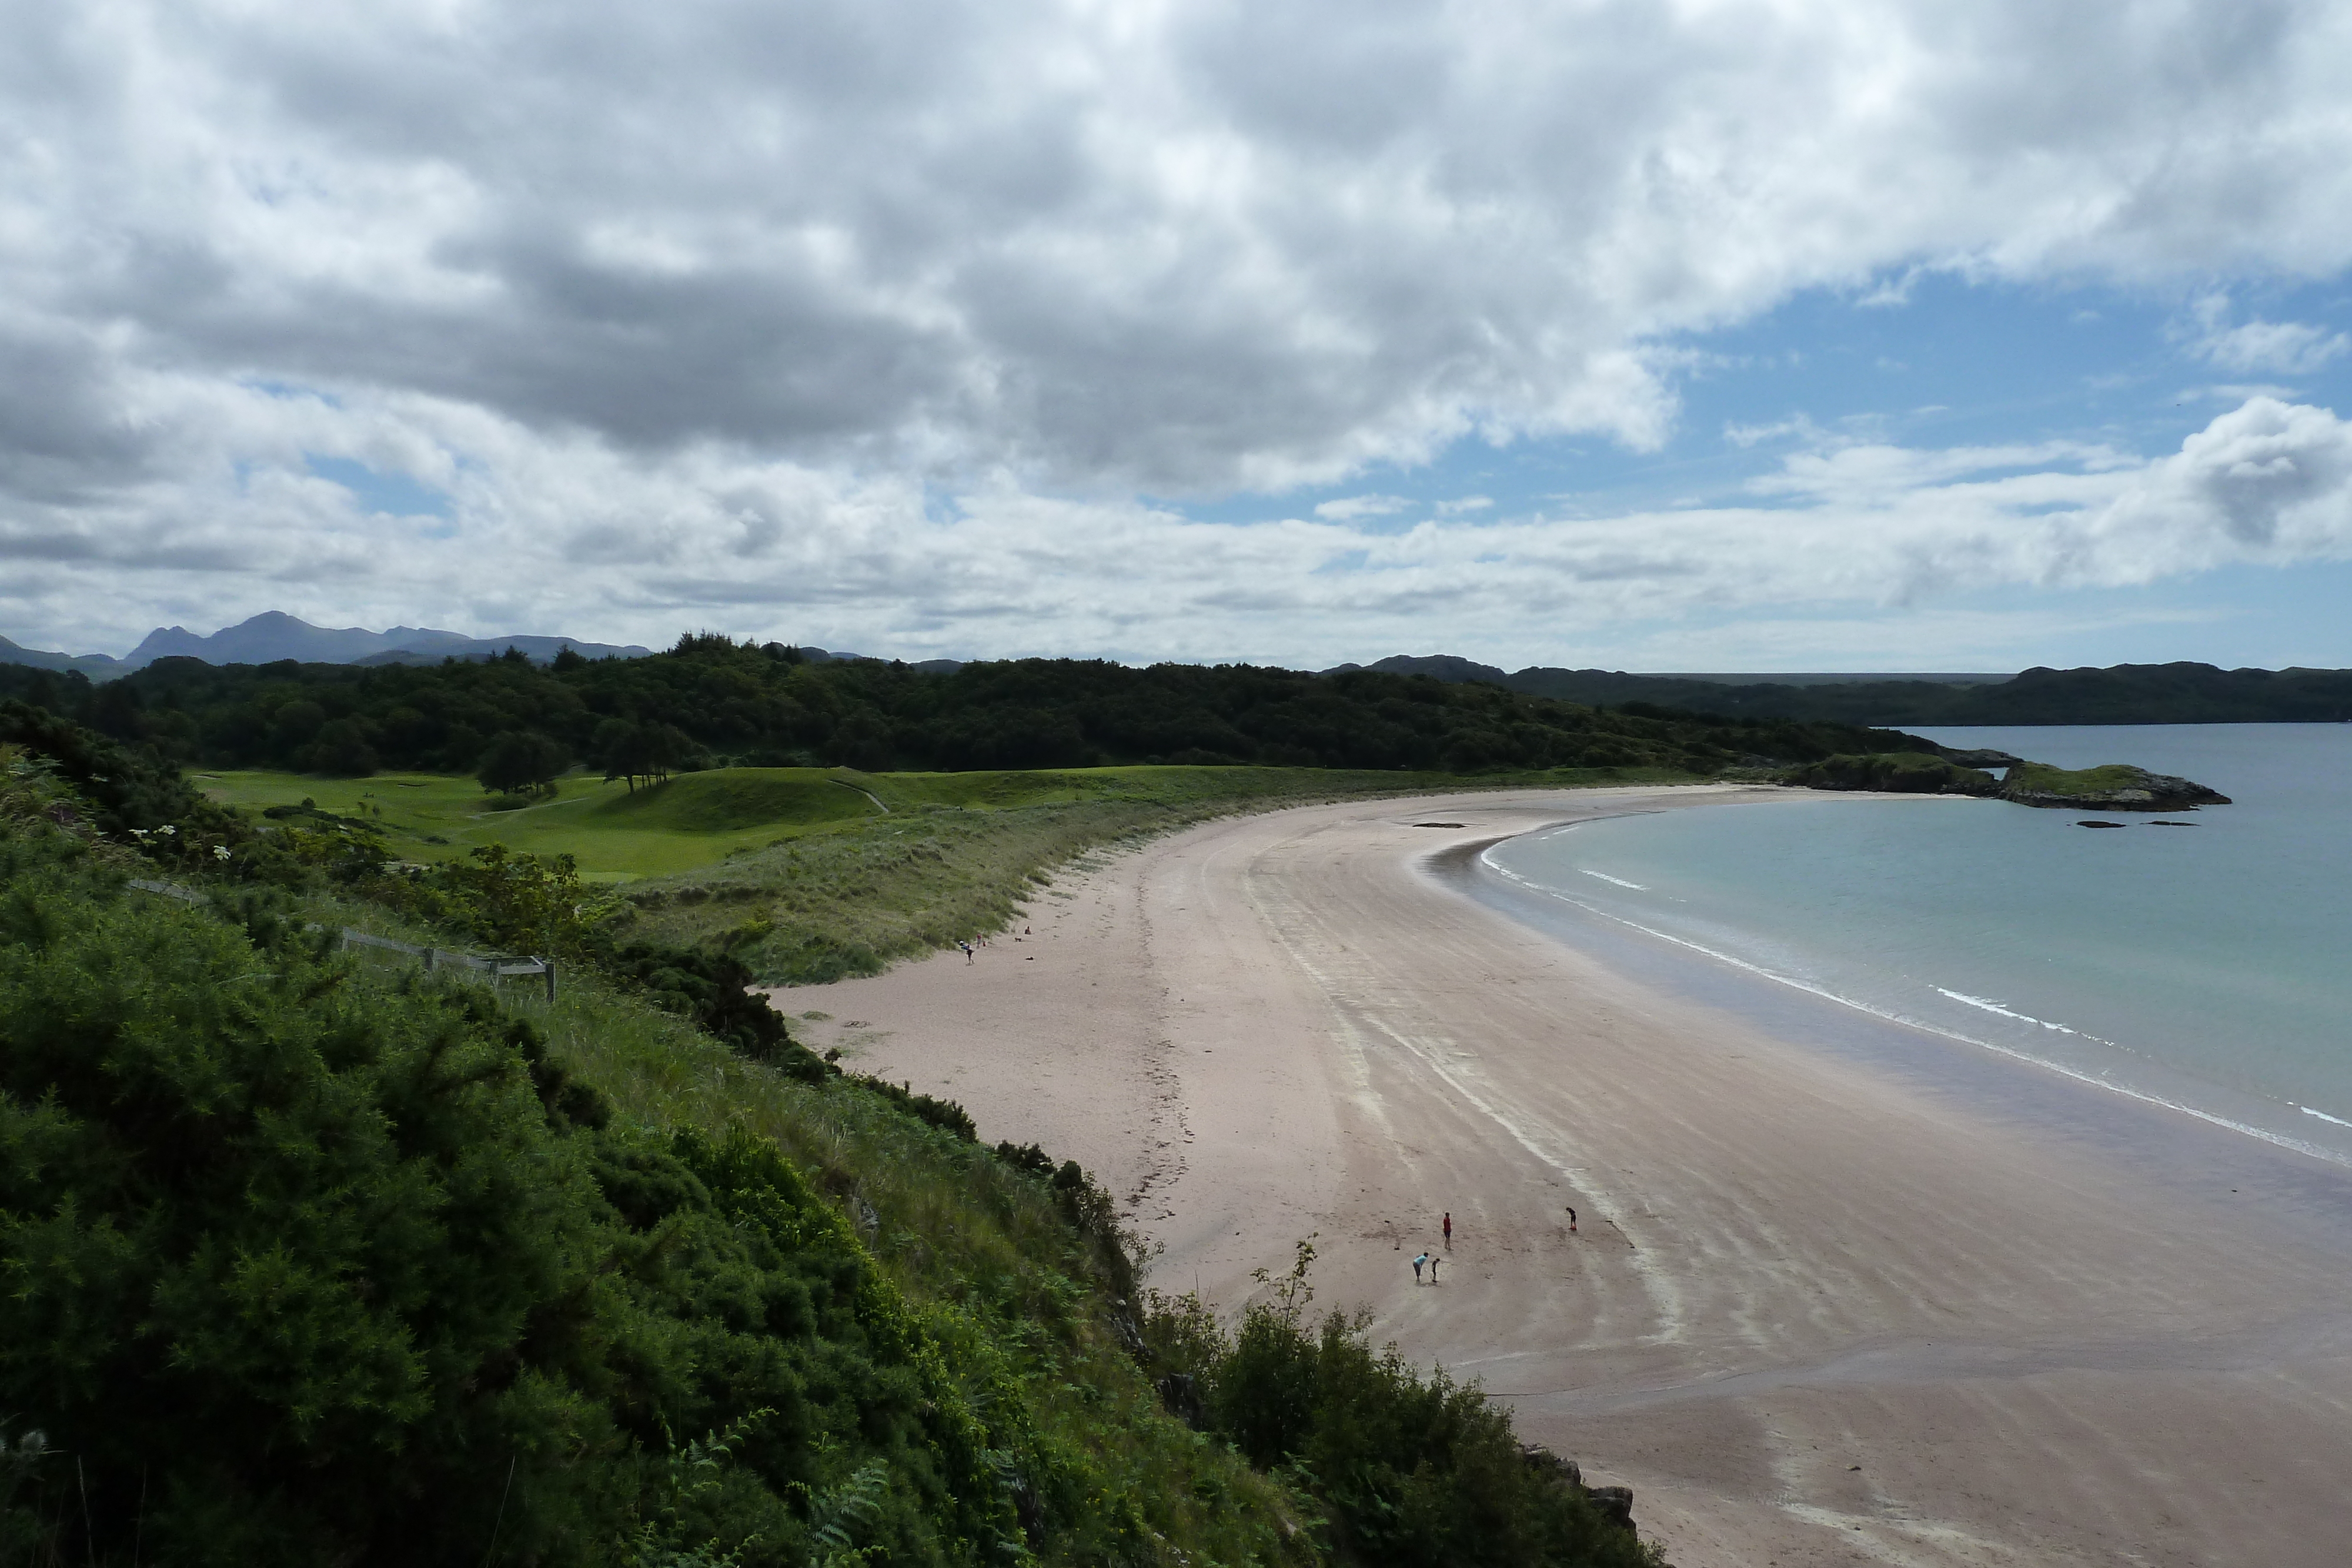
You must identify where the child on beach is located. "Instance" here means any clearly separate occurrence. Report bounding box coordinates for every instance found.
[1443,1211,1452,1248]
[1565,1205,1577,1233]
[958,940,974,962]
[1412,1252,1429,1283]
[1429,1255,1441,1283]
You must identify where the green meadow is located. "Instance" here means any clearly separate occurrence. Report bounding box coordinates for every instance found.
[201,765,900,880]
[204,761,1698,981]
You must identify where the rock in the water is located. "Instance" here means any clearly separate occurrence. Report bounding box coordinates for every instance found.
[2003,762,2231,811]
[2077,820,2127,828]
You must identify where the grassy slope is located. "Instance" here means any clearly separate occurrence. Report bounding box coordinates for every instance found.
[198,767,887,880]
[312,891,1317,1565]
[213,762,1701,982]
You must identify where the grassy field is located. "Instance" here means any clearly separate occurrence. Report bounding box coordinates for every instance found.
[199,765,896,880]
[207,761,1703,982]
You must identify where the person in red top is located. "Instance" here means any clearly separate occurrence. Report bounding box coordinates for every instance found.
[1442,1211,1452,1249]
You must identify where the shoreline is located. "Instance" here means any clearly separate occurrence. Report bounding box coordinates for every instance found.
[1469,796,2352,1176]
[1458,824,2352,1191]
[786,785,2352,1566]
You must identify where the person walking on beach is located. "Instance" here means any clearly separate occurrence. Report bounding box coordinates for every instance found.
[1442,1211,1452,1249]
[958,940,974,963]
[1412,1252,1429,1283]
[1565,1205,1577,1233]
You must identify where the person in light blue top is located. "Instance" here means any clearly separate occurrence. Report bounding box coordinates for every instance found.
[1411,1252,1429,1283]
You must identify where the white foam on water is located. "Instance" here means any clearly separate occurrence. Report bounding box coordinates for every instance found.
[1476,842,2352,1171]
[2301,1105,2352,1128]
[1935,988,2076,1034]
[1578,869,1646,890]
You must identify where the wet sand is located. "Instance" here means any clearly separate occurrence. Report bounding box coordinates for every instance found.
[785,786,2352,1566]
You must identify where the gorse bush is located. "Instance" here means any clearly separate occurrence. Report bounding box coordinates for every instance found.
[1142,1243,1658,1568]
[0,830,1033,1564]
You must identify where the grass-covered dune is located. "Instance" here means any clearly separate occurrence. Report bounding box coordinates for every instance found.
[202,761,1699,982]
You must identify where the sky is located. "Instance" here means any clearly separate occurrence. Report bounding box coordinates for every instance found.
[6,1,2352,673]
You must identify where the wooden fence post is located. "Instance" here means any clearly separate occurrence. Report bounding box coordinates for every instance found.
[544,958,557,1004]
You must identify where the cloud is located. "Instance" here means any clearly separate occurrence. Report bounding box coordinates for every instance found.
[1314,494,1412,521]
[11,385,2352,669]
[2193,319,2350,376]
[2182,291,2351,376]
[6,1,2352,656]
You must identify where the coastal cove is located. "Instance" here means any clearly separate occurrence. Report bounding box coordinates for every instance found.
[810,780,2352,1566]
[1478,723,2352,1168]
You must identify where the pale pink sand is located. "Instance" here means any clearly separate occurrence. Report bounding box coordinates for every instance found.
[783,787,2352,1567]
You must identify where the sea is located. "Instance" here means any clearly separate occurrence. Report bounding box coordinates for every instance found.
[1480,724,2352,1167]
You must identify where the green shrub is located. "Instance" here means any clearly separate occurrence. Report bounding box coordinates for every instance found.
[0,830,1025,1566]
[1145,1242,1656,1568]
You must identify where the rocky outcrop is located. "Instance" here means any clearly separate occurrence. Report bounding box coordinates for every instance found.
[1941,747,2024,768]
[2000,763,2232,811]
[1521,1445,1643,1536]
[1783,752,2231,811]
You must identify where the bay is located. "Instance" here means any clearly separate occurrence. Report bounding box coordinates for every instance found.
[1481,723,2352,1164]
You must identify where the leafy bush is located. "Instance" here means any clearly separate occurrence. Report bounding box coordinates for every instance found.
[0,697,244,858]
[1142,1242,1657,1568]
[0,829,1030,1565]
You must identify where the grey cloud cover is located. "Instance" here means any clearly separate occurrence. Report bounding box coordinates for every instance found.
[5,0,2352,658]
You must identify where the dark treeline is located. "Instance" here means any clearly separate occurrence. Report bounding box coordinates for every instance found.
[1504,661,2352,726]
[0,635,1939,780]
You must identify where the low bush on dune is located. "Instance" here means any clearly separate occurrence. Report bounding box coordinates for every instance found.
[0,835,1027,1564]
[1141,1243,1661,1568]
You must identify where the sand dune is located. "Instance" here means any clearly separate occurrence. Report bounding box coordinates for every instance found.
[789,787,2352,1567]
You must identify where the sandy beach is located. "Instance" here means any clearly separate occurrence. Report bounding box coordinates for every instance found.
[786,786,2352,1567]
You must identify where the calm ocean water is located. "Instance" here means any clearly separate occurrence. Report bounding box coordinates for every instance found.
[1482,724,2352,1165]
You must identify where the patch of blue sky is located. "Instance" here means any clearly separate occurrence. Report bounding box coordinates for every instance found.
[1626,561,2352,674]
[304,454,455,520]
[1180,270,2352,531]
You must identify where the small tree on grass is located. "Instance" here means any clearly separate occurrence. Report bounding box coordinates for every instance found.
[476,730,567,798]
[596,718,694,793]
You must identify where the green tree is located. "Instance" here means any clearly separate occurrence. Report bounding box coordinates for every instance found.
[477,728,569,797]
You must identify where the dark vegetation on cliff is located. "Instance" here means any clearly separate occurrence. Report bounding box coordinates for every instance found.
[1,713,1658,1566]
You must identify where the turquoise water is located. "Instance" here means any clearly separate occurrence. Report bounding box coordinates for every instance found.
[1482,724,2352,1165]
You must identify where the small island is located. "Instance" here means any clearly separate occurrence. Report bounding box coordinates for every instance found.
[1786,751,2232,811]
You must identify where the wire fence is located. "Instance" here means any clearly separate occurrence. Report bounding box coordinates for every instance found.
[129,878,557,1001]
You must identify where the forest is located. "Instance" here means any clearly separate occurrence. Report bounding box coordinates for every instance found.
[0,634,1937,786]
[1501,660,2352,726]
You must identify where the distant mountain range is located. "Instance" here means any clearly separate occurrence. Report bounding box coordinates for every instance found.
[0,613,660,678]
[0,613,980,681]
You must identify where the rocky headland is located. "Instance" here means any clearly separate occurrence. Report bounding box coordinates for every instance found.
[1788,751,2232,811]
